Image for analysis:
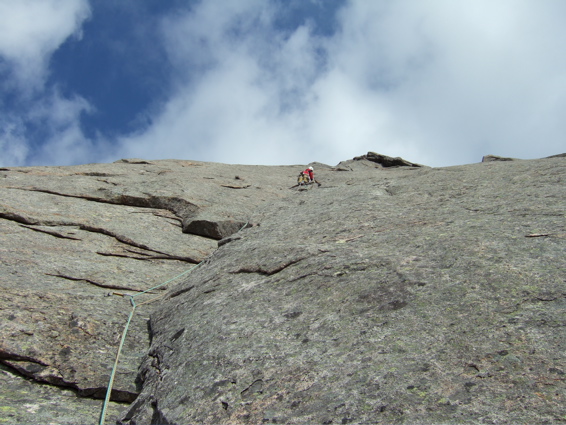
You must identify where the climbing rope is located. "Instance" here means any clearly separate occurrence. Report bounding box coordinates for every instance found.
[98,221,249,425]
[98,262,201,425]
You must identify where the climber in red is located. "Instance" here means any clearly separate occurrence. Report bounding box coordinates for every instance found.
[297,166,321,187]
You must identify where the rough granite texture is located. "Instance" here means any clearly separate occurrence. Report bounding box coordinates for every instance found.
[1,154,564,424]
[0,363,123,425]
[120,155,565,424]
[0,159,298,424]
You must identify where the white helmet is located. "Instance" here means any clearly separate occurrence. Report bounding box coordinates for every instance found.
[308,166,313,171]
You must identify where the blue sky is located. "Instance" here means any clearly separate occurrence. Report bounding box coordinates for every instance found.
[1,0,565,168]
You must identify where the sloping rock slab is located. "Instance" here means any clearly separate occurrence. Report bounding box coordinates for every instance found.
[0,363,124,425]
[0,159,307,423]
[121,156,565,425]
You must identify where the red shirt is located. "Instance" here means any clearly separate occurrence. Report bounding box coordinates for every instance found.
[303,169,314,180]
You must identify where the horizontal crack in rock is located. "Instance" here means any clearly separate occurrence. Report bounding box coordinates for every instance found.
[96,251,199,263]
[45,273,143,292]
[1,211,201,263]
[1,357,136,403]
[0,349,49,366]
[0,211,41,225]
[78,225,200,264]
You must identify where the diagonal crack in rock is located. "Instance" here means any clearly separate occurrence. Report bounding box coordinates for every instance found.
[44,273,147,292]
[20,224,82,240]
[8,187,199,220]
[231,256,308,276]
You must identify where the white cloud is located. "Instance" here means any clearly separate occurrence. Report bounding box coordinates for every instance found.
[113,0,566,167]
[0,0,93,167]
[3,0,565,168]
[26,89,95,165]
[332,0,566,165]
[0,0,91,92]
[0,117,29,166]
[0,88,96,167]
[116,0,322,165]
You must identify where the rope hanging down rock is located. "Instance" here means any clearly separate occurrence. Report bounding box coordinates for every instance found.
[98,263,200,425]
[98,221,249,425]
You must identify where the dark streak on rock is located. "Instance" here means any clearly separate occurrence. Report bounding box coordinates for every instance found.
[231,257,306,276]
[0,350,49,365]
[20,225,82,240]
[0,211,39,225]
[96,251,199,264]
[1,354,136,402]
[45,273,142,292]
[7,187,198,220]
[169,285,195,299]
[78,225,200,263]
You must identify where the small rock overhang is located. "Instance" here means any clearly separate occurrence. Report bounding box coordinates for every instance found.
[182,217,248,240]
[353,152,424,167]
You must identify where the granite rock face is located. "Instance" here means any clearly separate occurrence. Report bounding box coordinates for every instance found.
[120,155,565,425]
[0,159,298,424]
[1,154,565,424]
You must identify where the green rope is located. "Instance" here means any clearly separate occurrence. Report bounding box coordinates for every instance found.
[98,263,201,425]
[98,301,136,425]
[133,262,201,300]
[98,221,249,425]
